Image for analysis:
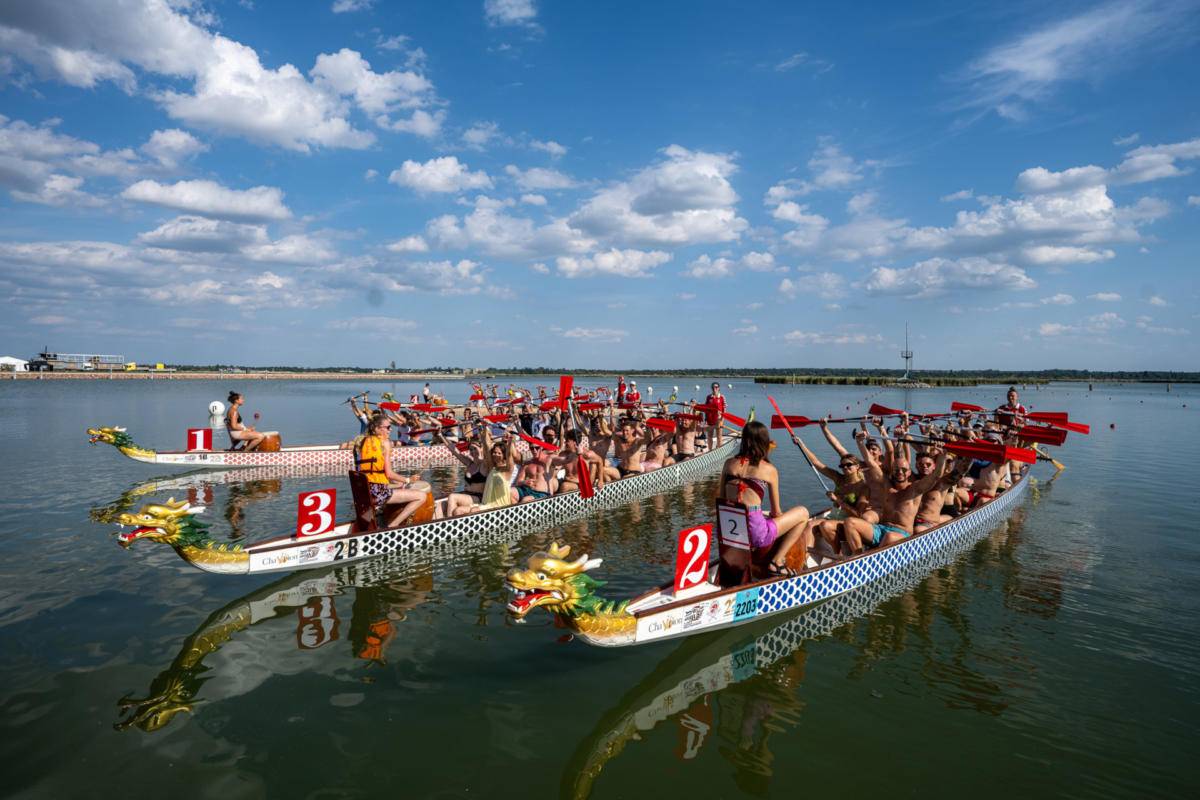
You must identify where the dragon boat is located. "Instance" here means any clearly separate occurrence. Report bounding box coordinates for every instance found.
[110,435,739,575]
[86,425,532,470]
[505,465,1034,647]
[560,520,1018,798]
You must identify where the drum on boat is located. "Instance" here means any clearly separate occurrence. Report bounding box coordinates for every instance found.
[258,432,281,452]
[406,480,435,525]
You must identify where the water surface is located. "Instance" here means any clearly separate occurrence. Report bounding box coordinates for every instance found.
[0,378,1195,798]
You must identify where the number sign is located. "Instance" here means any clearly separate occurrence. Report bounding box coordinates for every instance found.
[186,428,213,452]
[716,503,751,550]
[674,524,712,594]
[297,489,337,537]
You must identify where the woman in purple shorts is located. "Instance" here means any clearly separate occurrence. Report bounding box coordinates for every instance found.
[719,421,811,577]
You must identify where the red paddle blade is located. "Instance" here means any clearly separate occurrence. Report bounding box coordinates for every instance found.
[951,401,985,413]
[517,432,558,452]
[455,441,471,452]
[494,398,513,406]
[578,453,595,499]
[868,403,904,416]
[770,414,812,429]
[722,411,746,427]
[469,393,485,401]
[379,401,401,411]
[409,403,435,412]
[645,417,677,433]
[1017,425,1068,446]
[693,402,717,413]
[558,375,573,406]
[439,417,458,427]
[618,402,640,410]
[578,402,606,411]
[1026,411,1068,423]
[945,440,1036,465]
[539,399,561,411]
[1028,414,1090,434]
[483,414,510,423]
[766,396,796,438]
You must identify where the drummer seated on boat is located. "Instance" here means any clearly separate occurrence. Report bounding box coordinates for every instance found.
[354,414,431,527]
[720,421,811,577]
[225,392,266,451]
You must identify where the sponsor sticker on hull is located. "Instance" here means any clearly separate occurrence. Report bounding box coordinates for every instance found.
[636,592,738,643]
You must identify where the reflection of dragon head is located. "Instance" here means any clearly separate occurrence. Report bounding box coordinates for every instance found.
[506,543,635,641]
[115,674,199,733]
[114,499,249,573]
[87,426,156,460]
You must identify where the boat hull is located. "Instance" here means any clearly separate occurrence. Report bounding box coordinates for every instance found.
[589,466,1033,647]
[124,441,532,470]
[195,438,738,575]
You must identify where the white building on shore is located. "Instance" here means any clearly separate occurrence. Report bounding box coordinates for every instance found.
[0,356,29,371]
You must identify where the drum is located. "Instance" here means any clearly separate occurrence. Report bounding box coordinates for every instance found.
[259,432,281,452]
[406,480,435,525]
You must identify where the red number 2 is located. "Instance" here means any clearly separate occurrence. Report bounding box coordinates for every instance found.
[674,524,712,593]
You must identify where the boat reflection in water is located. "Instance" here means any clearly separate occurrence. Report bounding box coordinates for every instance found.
[562,505,1044,798]
[114,554,433,733]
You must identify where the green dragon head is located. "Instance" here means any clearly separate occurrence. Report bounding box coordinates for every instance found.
[506,543,629,620]
[87,426,155,459]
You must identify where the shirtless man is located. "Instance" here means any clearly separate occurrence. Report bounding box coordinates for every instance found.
[587,409,621,482]
[612,419,647,477]
[514,448,557,503]
[551,430,606,493]
[969,434,1017,508]
[672,414,699,460]
[642,424,673,471]
[843,444,948,552]
[913,450,971,531]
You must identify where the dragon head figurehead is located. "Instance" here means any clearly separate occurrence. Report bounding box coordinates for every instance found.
[115,498,208,547]
[87,426,155,460]
[506,543,629,623]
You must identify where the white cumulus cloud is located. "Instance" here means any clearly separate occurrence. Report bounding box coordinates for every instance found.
[556,248,671,278]
[389,157,493,193]
[122,179,291,222]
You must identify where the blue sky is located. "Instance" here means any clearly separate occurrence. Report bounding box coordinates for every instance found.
[1,0,1197,370]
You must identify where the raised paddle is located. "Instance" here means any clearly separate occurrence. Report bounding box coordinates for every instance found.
[1026,411,1068,423]
[517,432,559,452]
[767,395,832,493]
[1015,425,1068,446]
[943,440,1036,465]
[1026,414,1091,434]
[645,417,677,433]
[950,401,986,413]
[722,411,746,427]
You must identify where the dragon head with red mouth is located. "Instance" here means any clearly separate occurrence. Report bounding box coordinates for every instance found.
[506,542,626,621]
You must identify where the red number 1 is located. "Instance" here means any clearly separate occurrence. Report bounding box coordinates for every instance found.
[186,428,212,451]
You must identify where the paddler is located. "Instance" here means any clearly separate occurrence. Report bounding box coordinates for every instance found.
[703,382,726,450]
[225,391,266,451]
[351,414,430,527]
[996,386,1027,428]
[842,442,948,551]
[624,380,641,406]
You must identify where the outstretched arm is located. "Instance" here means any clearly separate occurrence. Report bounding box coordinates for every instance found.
[820,418,850,457]
[796,435,840,481]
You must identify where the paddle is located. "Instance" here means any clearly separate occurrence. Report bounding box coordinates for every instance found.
[379,401,402,412]
[578,402,607,411]
[517,432,559,452]
[767,395,832,493]
[483,414,511,423]
[944,440,1036,465]
[645,417,677,433]
[950,401,985,413]
[1015,425,1068,446]
[342,390,369,405]
[577,447,596,499]
[722,411,746,427]
[1027,414,1090,434]
[1031,443,1066,471]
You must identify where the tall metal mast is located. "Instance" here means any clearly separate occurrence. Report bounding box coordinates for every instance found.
[900,324,913,381]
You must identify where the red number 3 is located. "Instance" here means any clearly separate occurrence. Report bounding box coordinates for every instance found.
[297,489,337,537]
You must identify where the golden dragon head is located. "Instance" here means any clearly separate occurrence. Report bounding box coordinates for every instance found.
[115,498,203,546]
[505,542,618,619]
[87,426,155,459]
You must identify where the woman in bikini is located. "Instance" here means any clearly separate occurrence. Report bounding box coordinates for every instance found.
[720,421,811,577]
[446,432,519,517]
[225,392,266,451]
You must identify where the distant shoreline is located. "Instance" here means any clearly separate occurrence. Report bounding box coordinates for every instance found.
[7,371,466,381]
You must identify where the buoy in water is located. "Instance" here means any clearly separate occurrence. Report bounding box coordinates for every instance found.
[1110,423,1116,429]
[253,412,260,420]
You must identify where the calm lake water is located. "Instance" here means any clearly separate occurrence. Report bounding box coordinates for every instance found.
[0,378,1196,799]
